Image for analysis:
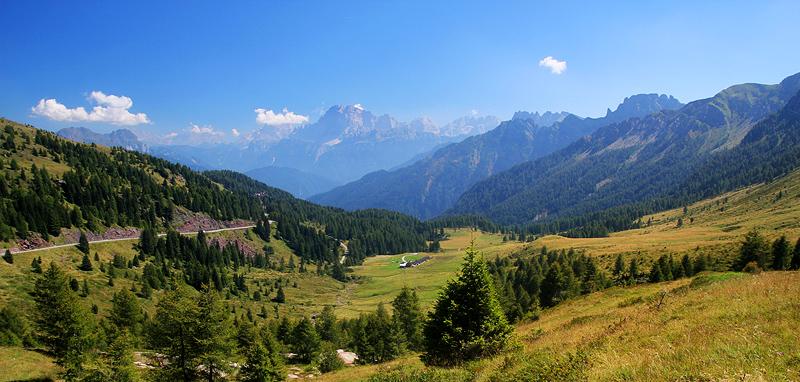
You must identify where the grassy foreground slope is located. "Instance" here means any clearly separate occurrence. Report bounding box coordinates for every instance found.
[533,167,800,267]
[321,271,800,381]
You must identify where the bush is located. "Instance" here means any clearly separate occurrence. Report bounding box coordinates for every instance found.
[316,341,344,373]
[742,261,762,274]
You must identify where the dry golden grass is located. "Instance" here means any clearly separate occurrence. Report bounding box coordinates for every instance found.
[0,346,59,381]
[321,271,800,381]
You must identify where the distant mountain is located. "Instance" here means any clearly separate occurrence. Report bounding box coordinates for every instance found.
[245,166,340,199]
[311,94,681,219]
[511,111,571,126]
[448,73,800,226]
[246,105,497,183]
[57,126,148,152]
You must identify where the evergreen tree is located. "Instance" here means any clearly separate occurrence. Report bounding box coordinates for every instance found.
[736,230,771,271]
[2,249,12,264]
[274,285,285,303]
[367,303,402,363]
[613,254,624,277]
[316,341,345,373]
[681,254,693,277]
[240,327,284,382]
[81,279,90,297]
[110,289,143,338]
[771,235,790,270]
[77,232,90,254]
[290,317,320,363]
[315,306,341,346]
[196,286,235,381]
[792,238,800,270]
[540,263,565,307]
[240,342,282,382]
[79,253,93,271]
[421,243,512,366]
[31,257,42,273]
[33,262,92,381]
[84,331,139,382]
[148,285,202,381]
[391,286,423,351]
[628,258,639,280]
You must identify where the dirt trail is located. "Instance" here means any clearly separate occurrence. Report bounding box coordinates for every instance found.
[3,225,255,255]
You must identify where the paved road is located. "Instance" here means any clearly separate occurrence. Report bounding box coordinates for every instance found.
[3,225,255,255]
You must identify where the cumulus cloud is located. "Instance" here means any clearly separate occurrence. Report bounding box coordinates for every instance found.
[31,91,150,125]
[231,128,240,137]
[189,123,225,137]
[254,107,309,126]
[538,56,567,75]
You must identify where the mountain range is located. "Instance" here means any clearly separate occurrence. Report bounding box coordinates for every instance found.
[56,106,502,196]
[57,126,148,152]
[311,94,683,219]
[447,73,800,226]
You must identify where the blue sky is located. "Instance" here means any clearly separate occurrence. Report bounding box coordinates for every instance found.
[1,0,799,140]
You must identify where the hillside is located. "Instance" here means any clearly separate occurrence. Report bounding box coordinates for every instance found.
[532,166,800,267]
[449,73,800,228]
[312,94,682,219]
[320,271,800,381]
[0,118,262,246]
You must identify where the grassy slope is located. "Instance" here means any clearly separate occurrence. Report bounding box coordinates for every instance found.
[532,168,800,268]
[322,271,800,381]
[336,228,525,318]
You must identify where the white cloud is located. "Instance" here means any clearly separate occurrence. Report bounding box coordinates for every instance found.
[31,91,150,125]
[164,132,178,139]
[254,107,309,126]
[231,128,240,137]
[538,56,567,75]
[189,123,224,137]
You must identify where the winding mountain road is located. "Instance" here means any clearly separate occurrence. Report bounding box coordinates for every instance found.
[3,225,255,255]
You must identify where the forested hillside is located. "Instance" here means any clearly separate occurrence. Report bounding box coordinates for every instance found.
[312,94,682,219]
[205,171,428,265]
[0,119,261,242]
[1,119,429,270]
[449,73,800,232]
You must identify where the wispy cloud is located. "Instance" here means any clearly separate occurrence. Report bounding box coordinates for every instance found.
[31,91,150,125]
[231,128,240,137]
[254,107,309,126]
[538,56,567,75]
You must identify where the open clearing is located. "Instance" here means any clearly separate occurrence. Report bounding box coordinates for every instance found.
[335,228,525,318]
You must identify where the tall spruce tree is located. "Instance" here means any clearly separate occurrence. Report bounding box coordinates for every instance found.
[421,243,512,366]
[148,285,202,381]
[290,317,320,363]
[33,262,92,381]
[771,236,791,270]
[79,253,93,271]
[196,286,235,382]
[792,238,800,270]
[736,230,771,271]
[392,286,423,351]
[77,232,90,254]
